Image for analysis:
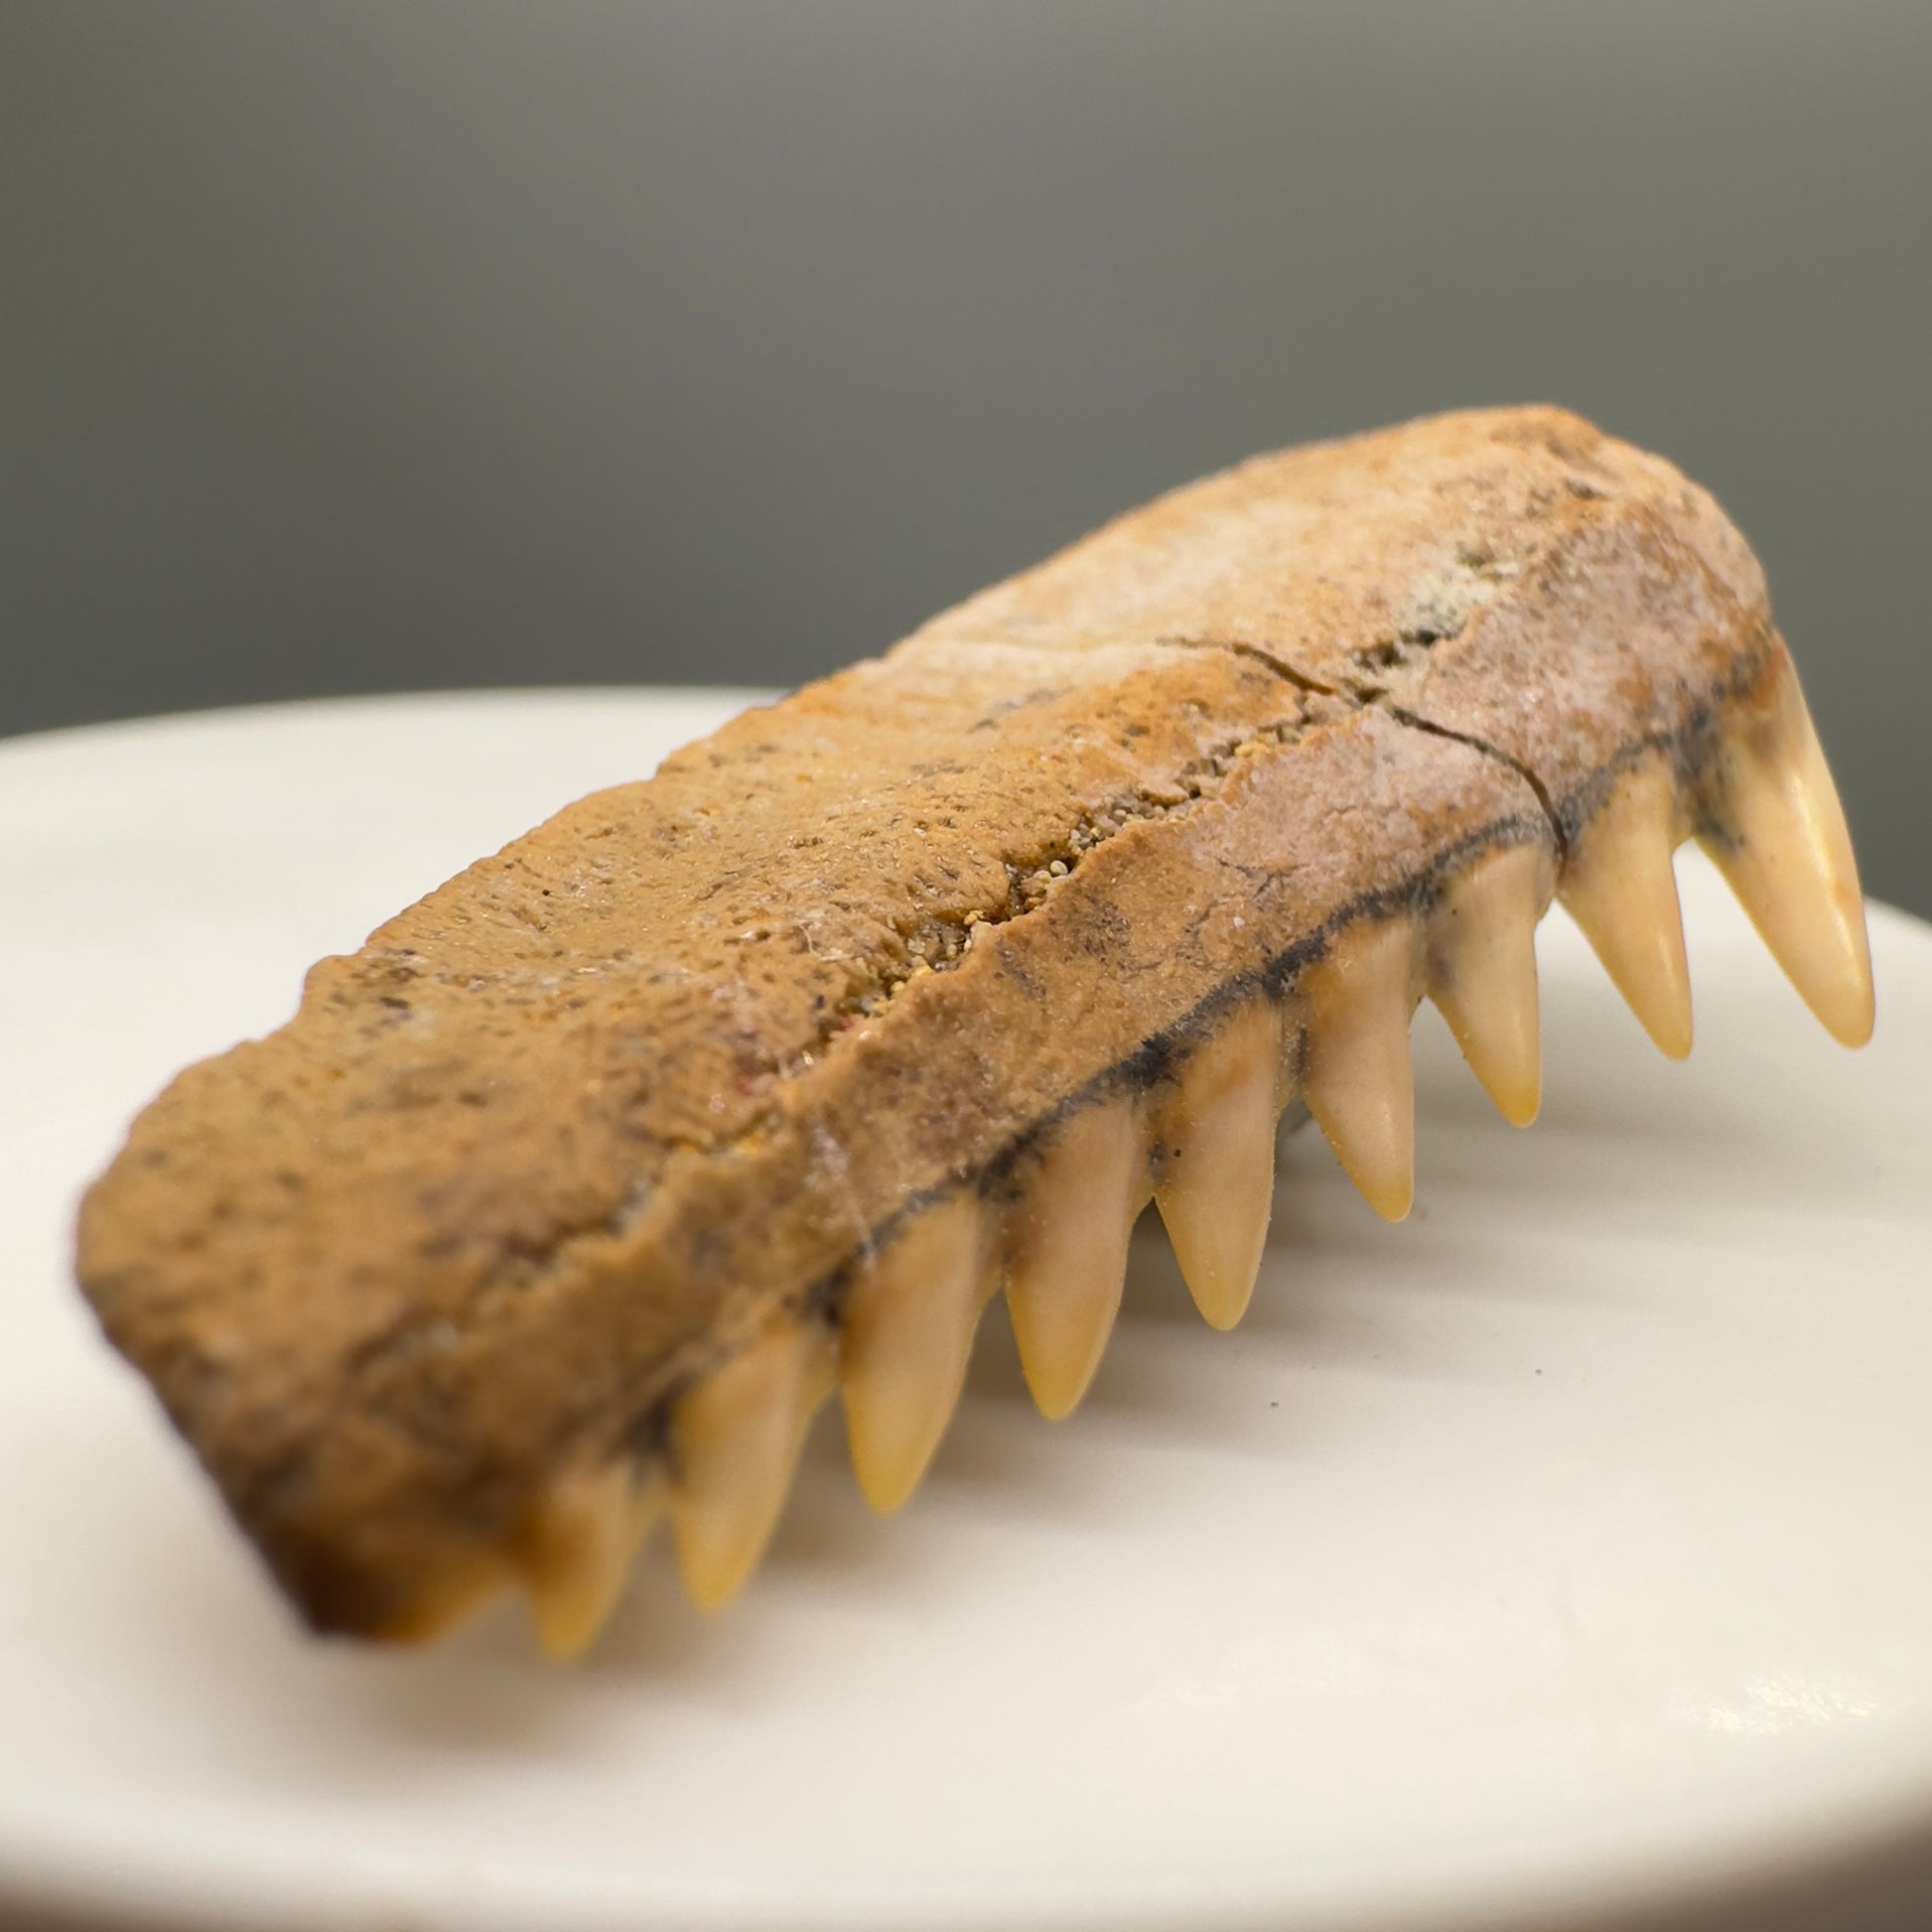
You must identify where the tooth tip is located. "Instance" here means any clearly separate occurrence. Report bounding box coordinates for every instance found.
[1198,1294,1251,1333]
[1821,979,1875,1049]
[1621,989,1693,1060]
[676,1563,744,1615]
[533,1607,601,1660]
[1711,856,1875,1050]
[1165,1224,1266,1331]
[529,1576,615,1658]
[1466,1051,1540,1128]
[1368,1178,1413,1223]
[1324,1144,1413,1222]
[671,1513,765,1611]
[1013,1341,1096,1421]
[845,1415,925,1514]
[1026,1379,1082,1423]
[1159,1193,1267,1331]
[1308,1090,1415,1224]
[1178,1250,1264,1329]
[688,1557,751,1612]
[1014,1339,1099,1420]
[1816,920,1875,1047]
[1649,1010,1695,1059]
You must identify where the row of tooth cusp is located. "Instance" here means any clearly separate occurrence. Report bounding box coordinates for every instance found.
[508,665,1871,1658]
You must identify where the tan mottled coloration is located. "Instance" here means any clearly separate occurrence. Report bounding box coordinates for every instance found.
[76,407,1850,1641]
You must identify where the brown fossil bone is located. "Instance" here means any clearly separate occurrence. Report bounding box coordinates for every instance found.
[74,406,1873,1655]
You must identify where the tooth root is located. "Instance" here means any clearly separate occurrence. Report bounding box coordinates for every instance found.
[1427,842,1551,1128]
[1153,999,1283,1330]
[516,1460,661,1659]
[1561,759,1695,1059]
[840,1192,992,1513]
[1699,667,1874,1048]
[1006,1095,1149,1417]
[1300,917,1418,1222]
[669,1316,833,1612]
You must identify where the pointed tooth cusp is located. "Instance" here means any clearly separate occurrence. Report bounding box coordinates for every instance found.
[1425,841,1552,1128]
[669,1315,833,1612]
[1006,1094,1150,1418]
[1698,665,1874,1048]
[1300,915,1419,1222]
[515,1458,660,1659]
[1560,759,1694,1059]
[1152,998,1283,1330]
[840,1191,993,1513]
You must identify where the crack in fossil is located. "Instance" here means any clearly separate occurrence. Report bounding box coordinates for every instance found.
[1155,632,1343,699]
[1156,630,1570,861]
[1381,704,1569,864]
[814,707,1315,1038]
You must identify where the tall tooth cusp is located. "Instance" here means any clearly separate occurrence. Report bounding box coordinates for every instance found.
[839,1191,994,1513]
[1560,759,1695,1059]
[1300,914,1420,1222]
[514,1460,661,1659]
[1005,1094,1150,1420]
[1425,842,1553,1129]
[1151,998,1283,1330]
[669,1316,834,1611]
[1698,659,1875,1048]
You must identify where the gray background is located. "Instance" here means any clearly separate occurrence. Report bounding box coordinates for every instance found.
[5,1,1929,914]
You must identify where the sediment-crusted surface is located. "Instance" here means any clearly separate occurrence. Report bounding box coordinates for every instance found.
[76,406,1780,1634]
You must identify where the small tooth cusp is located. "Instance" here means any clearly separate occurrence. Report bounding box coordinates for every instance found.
[1426,842,1552,1128]
[1560,759,1694,1059]
[1300,915,1419,1222]
[1697,661,1874,1048]
[1152,998,1283,1330]
[1005,1094,1150,1419]
[514,1458,660,1658]
[840,1191,993,1513]
[669,1315,833,1611]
